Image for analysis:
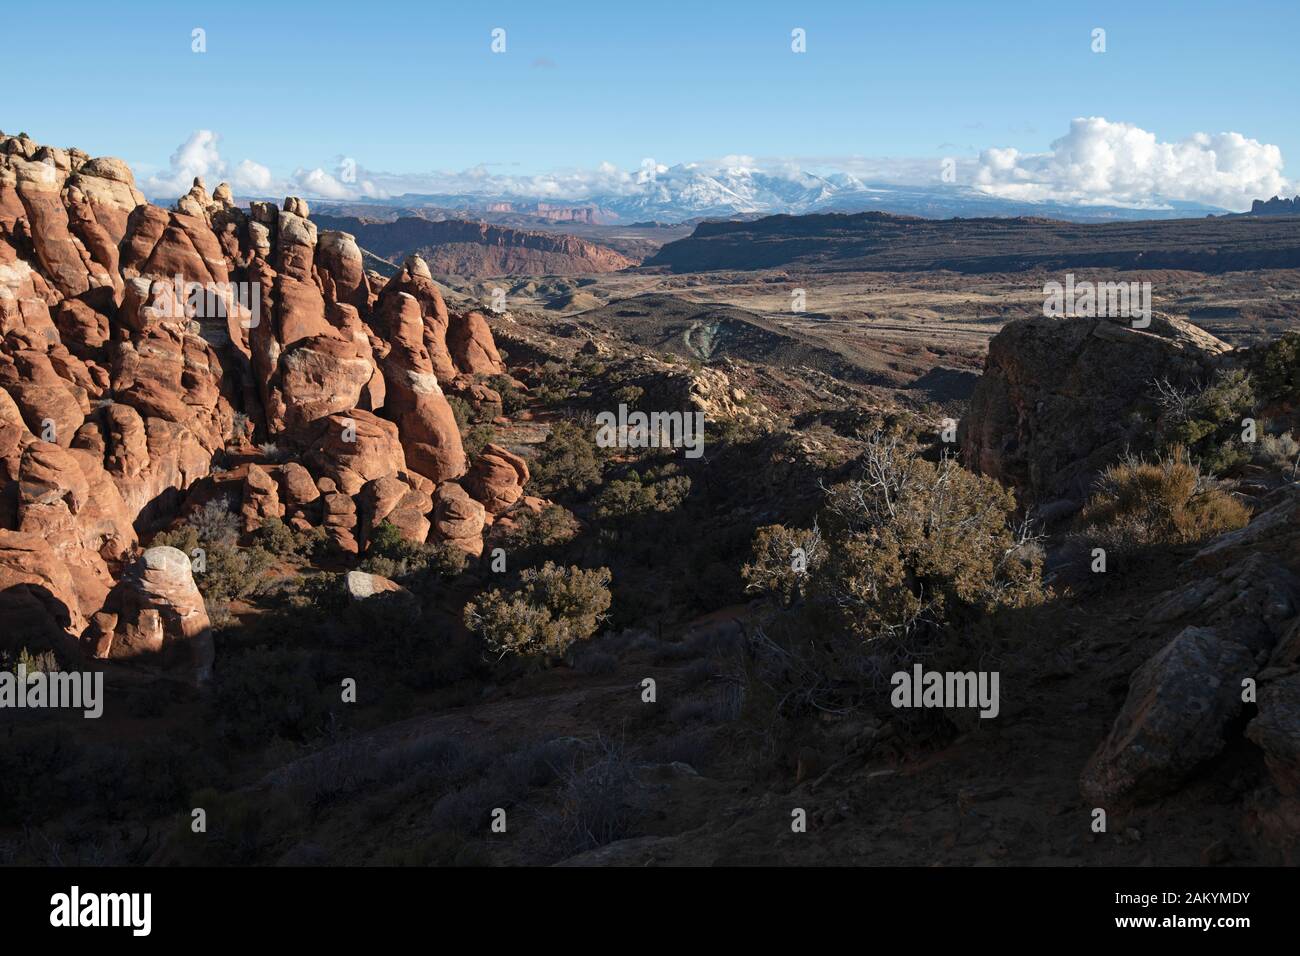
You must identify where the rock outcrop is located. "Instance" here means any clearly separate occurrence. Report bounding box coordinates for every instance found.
[312,215,637,278]
[94,546,214,683]
[431,481,486,556]
[962,313,1231,505]
[1080,487,1300,858]
[1081,626,1256,804]
[0,132,515,669]
[464,443,529,515]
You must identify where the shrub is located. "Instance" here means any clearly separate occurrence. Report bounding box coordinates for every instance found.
[531,421,604,496]
[447,395,473,433]
[1076,446,1251,554]
[187,499,240,546]
[257,442,290,463]
[253,517,301,558]
[531,360,593,406]
[611,384,644,406]
[208,645,329,747]
[743,431,1045,650]
[1254,431,1300,474]
[464,424,497,459]
[151,520,277,604]
[536,737,636,857]
[488,374,527,415]
[593,473,691,523]
[500,504,581,549]
[1153,370,1256,474]
[464,562,613,660]
[1254,330,1300,401]
[2,646,59,674]
[361,521,468,581]
[741,524,824,608]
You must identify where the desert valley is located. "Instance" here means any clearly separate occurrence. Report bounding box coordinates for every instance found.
[2,122,1300,876]
[4,9,1300,938]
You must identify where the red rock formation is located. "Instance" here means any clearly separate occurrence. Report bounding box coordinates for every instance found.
[447,310,505,376]
[306,409,406,495]
[0,133,515,672]
[464,443,529,515]
[311,215,637,277]
[431,481,486,556]
[377,292,467,483]
[357,473,433,547]
[379,256,456,383]
[0,527,87,661]
[95,546,214,684]
[240,463,283,533]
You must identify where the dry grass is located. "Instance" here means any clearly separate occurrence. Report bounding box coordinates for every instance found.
[1077,446,1251,553]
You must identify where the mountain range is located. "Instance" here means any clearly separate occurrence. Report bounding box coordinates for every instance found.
[304,162,1233,225]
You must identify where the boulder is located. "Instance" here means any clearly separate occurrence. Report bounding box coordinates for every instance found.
[306,408,406,495]
[97,546,214,684]
[464,442,529,514]
[1081,626,1254,805]
[431,481,486,556]
[240,463,283,533]
[358,474,432,548]
[962,313,1231,504]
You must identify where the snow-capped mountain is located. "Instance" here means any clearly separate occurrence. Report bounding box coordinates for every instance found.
[307,161,1233,225]
[595,163,846,219]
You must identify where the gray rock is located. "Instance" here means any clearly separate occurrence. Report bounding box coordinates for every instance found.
[1246,673,1300,798]
[1081,626,1254,804]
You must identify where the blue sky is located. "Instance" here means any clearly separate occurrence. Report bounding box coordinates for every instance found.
[6,0,1296,206]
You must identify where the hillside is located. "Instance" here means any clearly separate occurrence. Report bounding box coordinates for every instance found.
[311,214,636,277]
[646,211,1300,274]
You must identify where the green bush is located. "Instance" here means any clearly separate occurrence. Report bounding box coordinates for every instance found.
[1253,331,1300,401]
[488,374,527,415]
[1155,369,1256,474]
[500,504,581,549]
[593,472,691,523]
[464,562,613,661]
[464,424,497,459]
[531,421,604,496]
[361,521,468,581]
[448,395,473,433]
[743,433,1045,648]
[151,522,277,604]
[253,517,302,557]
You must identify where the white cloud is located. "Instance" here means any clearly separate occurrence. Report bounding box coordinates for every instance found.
[292,167,354,200]
[144,130,225,196]
[143,119,1289,212]
[231,159,273,193]
[974,117,1291,211]
[144,130,281,199]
